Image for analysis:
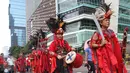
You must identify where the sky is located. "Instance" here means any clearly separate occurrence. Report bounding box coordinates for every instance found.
[0,0,10,55]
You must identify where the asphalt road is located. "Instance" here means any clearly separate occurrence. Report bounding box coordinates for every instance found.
[73,65,130,73]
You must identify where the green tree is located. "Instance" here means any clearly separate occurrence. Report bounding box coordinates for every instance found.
[22,41,32,54]
[9,46,23,58]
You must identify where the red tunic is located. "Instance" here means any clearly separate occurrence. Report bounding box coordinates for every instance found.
[16,56,26,72]
[49,39,72,73]
[38,38,50,73]
[0,56,4,64]
[91,29,127,73]
[26,57,31,66]
[30,50,37,73]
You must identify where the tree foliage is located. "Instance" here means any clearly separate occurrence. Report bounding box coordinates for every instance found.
[9,46,23,58]
[9,41,33,58]
[22,41,32,54]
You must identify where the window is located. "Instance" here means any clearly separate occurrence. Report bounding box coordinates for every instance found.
[118,17,130,24]
[80,19,96,30]
[118,25,130,34]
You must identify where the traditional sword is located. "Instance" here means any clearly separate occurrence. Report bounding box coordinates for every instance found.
[92,13,105,40]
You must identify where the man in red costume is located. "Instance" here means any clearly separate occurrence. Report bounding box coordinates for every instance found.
[39,30,50,73]
[46,15,74,73]
[16,52,26,73]
[0,53,4,73]
[90,3,127,73]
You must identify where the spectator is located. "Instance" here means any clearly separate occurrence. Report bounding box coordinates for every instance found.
[7,54,14,73]
[84,40,95,73]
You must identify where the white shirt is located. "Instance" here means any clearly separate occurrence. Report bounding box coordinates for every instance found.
[7,57,14,65]
[4,69,9,72]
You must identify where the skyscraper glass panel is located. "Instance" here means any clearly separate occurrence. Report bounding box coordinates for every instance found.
[9,0,26,46]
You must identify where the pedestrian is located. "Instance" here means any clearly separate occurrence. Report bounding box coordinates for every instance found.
[84,40,95,73]
[90,3,127,73]
[7,54,14,73]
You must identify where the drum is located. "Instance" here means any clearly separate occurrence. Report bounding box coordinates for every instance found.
[65,51,83,68]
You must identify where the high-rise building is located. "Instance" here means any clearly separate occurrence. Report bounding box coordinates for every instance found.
[9,0,26,46]
[26,0,130,49]
[47,0,105,47]
[117,0,130,41]
[26,0,56,42]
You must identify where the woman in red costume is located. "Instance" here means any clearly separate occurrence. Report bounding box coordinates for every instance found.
[90,3,127,73]
[46,15,74,73]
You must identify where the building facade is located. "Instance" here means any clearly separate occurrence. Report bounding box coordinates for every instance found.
[9,0,26,46]
[47,0,105,47]
[26,0,56,42]
[118,0,130,53]
[117,0,130,41]
[26,0,130,49]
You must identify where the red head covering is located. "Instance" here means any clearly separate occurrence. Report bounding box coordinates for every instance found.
[124,27,128,31]
[56,28,64,34]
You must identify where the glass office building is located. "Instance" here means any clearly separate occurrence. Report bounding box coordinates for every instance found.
[47,0,104,47]
[9,0,26,46]
[117,0,130,41]
[47,0,130,48]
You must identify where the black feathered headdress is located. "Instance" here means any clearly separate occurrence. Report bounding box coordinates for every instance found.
[46,14,66,34]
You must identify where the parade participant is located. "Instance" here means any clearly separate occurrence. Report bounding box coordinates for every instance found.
[4,58,9,73]
[84,40,95,73]
[16,52,26,73]
[121,27,128,59]
[46,15,74,73]
[25,54,31,73]
[38,29,50,73]
[30,49,37,73]
[91,3,127,73]
[0,53,4,73]
[28,29,50,73]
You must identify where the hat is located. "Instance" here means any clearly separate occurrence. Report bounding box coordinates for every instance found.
[95,3,113,21]
[124,27,128,32]
[46,14,66,34]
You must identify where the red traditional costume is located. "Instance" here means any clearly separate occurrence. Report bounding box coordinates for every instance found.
[91,3,127,73]
[0,54,4,72]
[26,55,31,67]
[36,29,50,73]
[15,53,26,73]
[25,55,31,72]
[30,50,37,73]
[29,28,51,73]
[46,15,73,73]
[121,27,128,59]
